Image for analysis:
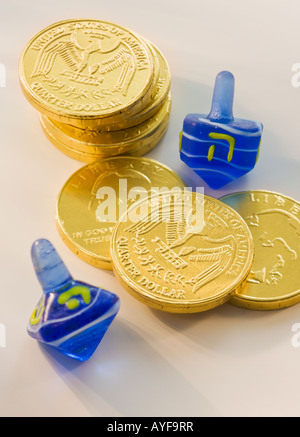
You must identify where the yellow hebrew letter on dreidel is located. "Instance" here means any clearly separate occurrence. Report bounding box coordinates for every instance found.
[208,132,236,162]
[57,285,91,310]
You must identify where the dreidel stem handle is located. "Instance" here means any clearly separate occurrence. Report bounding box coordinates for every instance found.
[207,71,234,123]
[31,239,73,294]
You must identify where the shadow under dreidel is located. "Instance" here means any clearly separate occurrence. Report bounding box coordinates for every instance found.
[179,162,252,199]
[40,318,218,417]
[38,342,84,371]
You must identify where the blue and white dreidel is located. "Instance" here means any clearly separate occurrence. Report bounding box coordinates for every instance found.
[28,239,120,361]
[179,71,263,189]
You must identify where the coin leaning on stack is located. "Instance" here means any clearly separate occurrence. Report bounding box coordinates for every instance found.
[18,19,172,161]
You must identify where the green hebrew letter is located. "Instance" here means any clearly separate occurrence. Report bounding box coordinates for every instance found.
[208,132,236,162]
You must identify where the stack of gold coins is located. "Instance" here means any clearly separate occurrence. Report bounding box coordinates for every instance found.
[19,19,171,162]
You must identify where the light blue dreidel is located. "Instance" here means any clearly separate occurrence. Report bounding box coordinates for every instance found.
[27,239,120,361]
[179,71,263,189]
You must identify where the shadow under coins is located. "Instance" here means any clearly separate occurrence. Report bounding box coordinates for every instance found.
[40,318,218,417]
[148,299,296,357]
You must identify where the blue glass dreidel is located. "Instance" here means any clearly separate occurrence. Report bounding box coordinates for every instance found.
[27,239,120,361]
[179,71,263,189]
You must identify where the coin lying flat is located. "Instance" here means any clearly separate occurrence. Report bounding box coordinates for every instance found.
[40,95,170,162]
[220,190,300,310]
[41,115,169,162]
[19,19,156,127]
[111,190,254,313]
[56,157,185,269]
[41,116,169,162]
[40,93,171,153]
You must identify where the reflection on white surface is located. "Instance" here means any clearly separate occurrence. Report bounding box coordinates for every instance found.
[40,319,217,417]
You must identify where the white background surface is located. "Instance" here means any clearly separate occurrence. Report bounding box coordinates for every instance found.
[1,0,300,417]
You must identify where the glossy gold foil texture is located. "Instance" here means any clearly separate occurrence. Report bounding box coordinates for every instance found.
[56,157,185,269]
[19,19,172,160]
[111,190,254,313]
[220,190,300,310]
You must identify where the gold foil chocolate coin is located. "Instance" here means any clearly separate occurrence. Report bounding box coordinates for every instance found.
[19,19,155,127]
[56,157,185,269]
[220,190,300,310]
[41,117,169,162]
[41,114,169,162]
[111,190,254,313]
[53,41,171,131]
[40,94,171,159]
